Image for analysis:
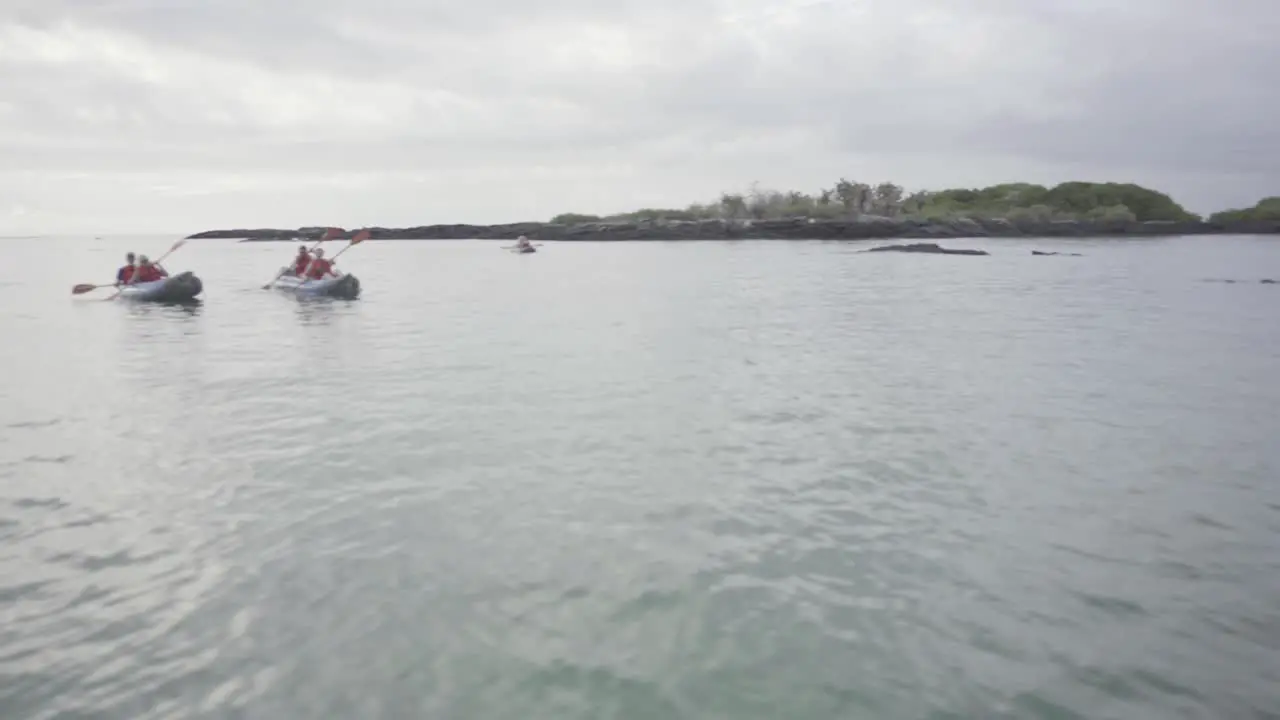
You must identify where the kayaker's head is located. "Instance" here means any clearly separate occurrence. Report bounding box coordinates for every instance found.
[125,252,135,265]
[138,255,150,265]
[314,248,325,258]
[298,244,309,255]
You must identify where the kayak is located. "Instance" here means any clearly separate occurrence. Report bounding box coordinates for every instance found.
[513,246,536,254]
[116,271,203,302]
[274,271,361,299]
[273,269,361,299]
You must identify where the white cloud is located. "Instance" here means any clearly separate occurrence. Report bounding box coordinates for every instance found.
[0,0,1277,233]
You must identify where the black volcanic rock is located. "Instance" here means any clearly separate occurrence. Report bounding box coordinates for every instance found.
[862,242,988,256]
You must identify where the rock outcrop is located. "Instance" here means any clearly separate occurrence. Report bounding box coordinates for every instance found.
[862,243,988,256]
[187,216,1280,242]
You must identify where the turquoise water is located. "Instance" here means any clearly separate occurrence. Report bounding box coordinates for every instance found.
[1,235,1278,719]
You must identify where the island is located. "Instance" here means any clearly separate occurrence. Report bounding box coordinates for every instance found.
[188,181,1280,242]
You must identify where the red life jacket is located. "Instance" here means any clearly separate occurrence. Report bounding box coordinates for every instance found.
[294,254,311,275]
[117,265,136,284]
[136,265,163,282]
[306,258,333,279]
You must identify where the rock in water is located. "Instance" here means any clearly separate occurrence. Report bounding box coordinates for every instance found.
[863,242,988,256]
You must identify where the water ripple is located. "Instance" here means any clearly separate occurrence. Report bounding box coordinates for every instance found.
[1,236,1278,718]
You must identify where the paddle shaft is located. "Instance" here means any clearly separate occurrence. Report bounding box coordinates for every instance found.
[329,242,360,262]
[294,233,366,288]
[304,227,343,254]
[265,229,342,289]
[107,242,183,300]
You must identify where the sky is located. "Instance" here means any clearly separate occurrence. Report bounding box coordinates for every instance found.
[1,0,1277,234]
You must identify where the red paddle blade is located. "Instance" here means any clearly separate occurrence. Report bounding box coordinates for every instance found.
[71,283,98,295]
[321,227,342,241]
[351,229,371,244]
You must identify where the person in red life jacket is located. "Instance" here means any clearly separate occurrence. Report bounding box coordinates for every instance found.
[304,247,338,280]
[115,252,137,286]
[132,255,169,283]
[291,244,312,276]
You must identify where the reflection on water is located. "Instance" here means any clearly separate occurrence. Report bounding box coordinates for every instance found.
[120,300,204,317]
[0,234,1278,719]
[289,296,362,327]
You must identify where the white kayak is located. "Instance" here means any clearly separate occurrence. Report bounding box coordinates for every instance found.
[273,269,361,299]
[116,271,203,302]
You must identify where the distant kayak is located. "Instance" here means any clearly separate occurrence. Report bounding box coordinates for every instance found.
[116,271,203,302]
[273,269,361,299]
[512,246,536,254]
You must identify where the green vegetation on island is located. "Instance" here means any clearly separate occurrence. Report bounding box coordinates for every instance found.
[1208,197,1280,224]
[551,179,1202,225]
[192,179,1279,242]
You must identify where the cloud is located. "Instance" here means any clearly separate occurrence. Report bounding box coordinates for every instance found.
[1,0,1277,233]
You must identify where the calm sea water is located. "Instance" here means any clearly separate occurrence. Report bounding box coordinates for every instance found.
[1,234,1278,719]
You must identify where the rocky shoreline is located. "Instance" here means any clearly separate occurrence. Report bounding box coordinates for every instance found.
[189,216,1280,242]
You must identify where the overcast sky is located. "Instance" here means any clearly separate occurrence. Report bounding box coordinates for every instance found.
[2,0,1277,234]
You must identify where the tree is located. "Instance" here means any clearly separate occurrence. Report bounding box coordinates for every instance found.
[550,213,602,224]
[976,183,1048,207]
[871,182,904,215]
[1209,196,1280,223]
[785,191,812,214]
[1086,204,1138,223]
[719,193,747,220]
[745,183,783,219]
[901,191,932,215]
[549,178,1207,224]
[834,178,872,216]
[684,203,718,220]
[1007,204,1056,225]
[1042,182,1193,221]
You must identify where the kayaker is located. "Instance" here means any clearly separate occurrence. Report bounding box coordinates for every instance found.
[516,235,532,250]
[292,245,312,276]
[133,255,168,283]
[115,253,137,286]
[304,247,337,280]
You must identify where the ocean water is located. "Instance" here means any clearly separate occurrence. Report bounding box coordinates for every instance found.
[1,234,1278,719]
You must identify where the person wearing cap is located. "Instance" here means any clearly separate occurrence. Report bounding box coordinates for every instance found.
[132,254,169,283]
[291,244,313,277]
[303,247,338,280]
[115,252,137,285]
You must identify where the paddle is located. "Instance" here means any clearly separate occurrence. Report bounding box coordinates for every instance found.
[106,238,187,300]
[501,243,543,249]
[72,282,114,295]
[74,237,186,298]
[263,227,342,289]
[294,229,370,289]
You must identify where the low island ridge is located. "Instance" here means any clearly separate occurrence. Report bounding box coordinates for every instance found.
[189,180,1280,241]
